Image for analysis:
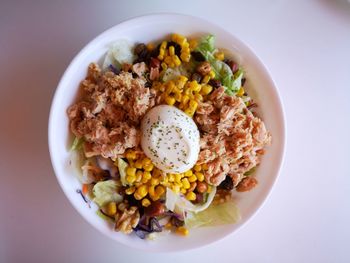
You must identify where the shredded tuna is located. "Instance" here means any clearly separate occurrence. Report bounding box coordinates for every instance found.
[67,63,153,159]
[195,88,271,188]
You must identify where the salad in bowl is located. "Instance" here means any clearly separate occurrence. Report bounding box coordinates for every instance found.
[67,33,271,239]
[49,14,285,251]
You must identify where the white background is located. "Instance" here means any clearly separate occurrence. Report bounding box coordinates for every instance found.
[1,0,349,262]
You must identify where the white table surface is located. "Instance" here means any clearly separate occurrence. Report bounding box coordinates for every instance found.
[1,0,350,262]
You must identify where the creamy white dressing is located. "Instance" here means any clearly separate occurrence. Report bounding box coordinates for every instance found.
[141,105,200,173]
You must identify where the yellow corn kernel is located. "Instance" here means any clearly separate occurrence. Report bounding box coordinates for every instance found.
[189,39,198,50]
[151,177,160,186]
[176,226,189,236]
[174,92,182,102]
[214,51,225,61]
[125,186,136,195]
[193,84,201,93]
[172,173,180,183]
[141,198,151,207]
[126,174,136,183]
[165,221,173,229]
[195,172,204,182]
[152,169,162,178]
[150,193,160,201]
[172,184,180,193]
[181,178,190,189]
[144,163,154,172]
[201,75,210,84]
[193,164,202,172]
[173,55,181,66]
[202,163,209,170]
[178,37,187,47]
[165,96,176,106]
[135,185,148,199]
[164,55,173,65]
[186,191,196,201]
[188,81,196,90]
[165,81,175,94]
[172,33,184,43]
[168,173,175,182]
[184,108,194,117]
[136,170,143,182]
[158,51,164,61]
[148,185,155,196]
[141,172,150,184]
[209,70,216,79]
[155,185,165,196]
[184,170,193,177]
[180,52,190,62]
[146,43,154,51]
[106,202,117,216]
[161,62,168,70]
[180,188,187,194]
[178,75,188,83]
[194,93,203,102]
[237,87,245,97]
[207,185,212,193]
[201,84,213,95]
[134,160,143,169]
[142,157,152,166]
[134,182,142,188]
[189,100,198,110]
[169,46,175,56]
[143,171,152,180]
[160,40,167,50]
[161,175,168,185]
[188,174,197,183]
[126,167,136,177]
[182,94,190,105]
[125,150,137,160]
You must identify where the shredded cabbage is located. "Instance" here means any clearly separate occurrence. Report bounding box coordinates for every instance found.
[102,39,135,70]
[185,199,241,228]
[70,136,84,151]
[117,158,128,186]
[165,187,217,214]
[92,180,122,207]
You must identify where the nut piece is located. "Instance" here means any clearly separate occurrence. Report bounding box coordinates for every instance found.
[196,61,211,76]
[114,204,140,234]
[236,177,258,192]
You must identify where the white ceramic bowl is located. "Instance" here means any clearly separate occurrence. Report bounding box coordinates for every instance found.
[48,14,285,252]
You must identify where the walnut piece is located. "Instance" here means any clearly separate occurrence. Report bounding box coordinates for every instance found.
[114,204,140,234]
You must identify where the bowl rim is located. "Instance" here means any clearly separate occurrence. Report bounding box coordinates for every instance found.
[48,12,286,252]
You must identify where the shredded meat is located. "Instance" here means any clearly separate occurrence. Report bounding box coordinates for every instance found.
[195,88,271,188]
[67,63,153,159]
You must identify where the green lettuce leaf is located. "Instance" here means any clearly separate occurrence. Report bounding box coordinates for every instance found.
[195,34,216,56]
[185,199,241,228]
[165,186,217,214]
[70,136,84,151]
[195,35,244,95]
[92,180,122,207]
[116,158,128,186]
